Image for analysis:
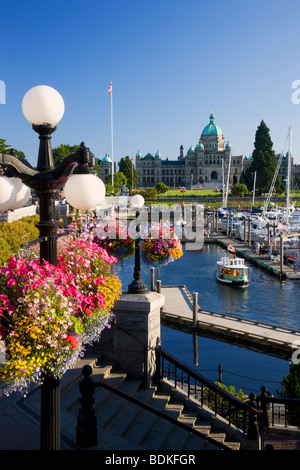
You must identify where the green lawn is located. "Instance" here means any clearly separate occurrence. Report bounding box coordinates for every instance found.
[164,189,222,196]
[162,188,300,197]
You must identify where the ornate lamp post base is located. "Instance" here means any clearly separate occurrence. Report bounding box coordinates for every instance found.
[128,278,148,294]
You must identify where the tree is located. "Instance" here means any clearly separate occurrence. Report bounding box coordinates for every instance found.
[278,362,300,425]
[244,121,284,195]
[52,144,79,166]
[155,182,169,194]
[0,139,26,159]
[105,171,127,194]
[278,362,300,399]
[118,156,138,189]
[231,183,249,196]
[52,144,100,175]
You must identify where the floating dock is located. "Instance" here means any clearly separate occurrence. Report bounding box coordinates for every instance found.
[161,285,300,358]
[210,234,297,278]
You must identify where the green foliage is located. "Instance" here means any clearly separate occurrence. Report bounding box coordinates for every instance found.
[0,138,26,159]
[215,382,247,402]
[278,362,300,399]
[155,182,169,194]
[231,183,249,196]
[52,144,79,167]
[0,214,39,265]
[244,121,284,194]
[105,172,127,194]
[118,156,138,189]
[134,187,157,200]
[278,362,300,426]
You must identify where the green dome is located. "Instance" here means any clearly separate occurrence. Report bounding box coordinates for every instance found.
[155,150,161,157]
[102,153,112,162]
[136,150,142,157]
[201,112,223,136]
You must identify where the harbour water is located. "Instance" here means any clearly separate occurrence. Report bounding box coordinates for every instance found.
[114,243,300,397]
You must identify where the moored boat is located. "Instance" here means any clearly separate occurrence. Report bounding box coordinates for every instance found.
[216,245,249,287]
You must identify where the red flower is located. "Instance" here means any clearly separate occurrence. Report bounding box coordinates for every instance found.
[66,335,79,350]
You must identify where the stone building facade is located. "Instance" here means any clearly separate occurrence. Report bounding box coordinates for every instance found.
[135,112,244,189]
[97,153,116,183]
[96,112,295,189]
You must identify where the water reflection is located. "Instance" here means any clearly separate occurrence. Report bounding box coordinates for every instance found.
[114,243,300,394]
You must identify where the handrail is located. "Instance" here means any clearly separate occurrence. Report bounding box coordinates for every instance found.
[159,348,258,413]
[157,347,260,439]
[94,379,232,450]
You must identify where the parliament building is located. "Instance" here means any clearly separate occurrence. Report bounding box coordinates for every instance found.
[97,112,292,190]
[135,112,244,189]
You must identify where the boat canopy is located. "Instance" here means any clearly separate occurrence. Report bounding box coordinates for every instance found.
[217,256,248,269]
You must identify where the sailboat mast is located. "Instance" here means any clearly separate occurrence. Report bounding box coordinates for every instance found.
[222,158,225,206]
[252,171,256,208]
[286,126,292,225]
[224,148,232,207]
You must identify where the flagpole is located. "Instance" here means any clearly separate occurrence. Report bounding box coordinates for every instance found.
[110,82,114,191]
[131,153,134,190]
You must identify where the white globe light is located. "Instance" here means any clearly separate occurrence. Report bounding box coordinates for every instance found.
[10,178,31,209]
[130,194,144,208]
[0,176,17,212]
[64,174,106,211]
[22,85,65,126]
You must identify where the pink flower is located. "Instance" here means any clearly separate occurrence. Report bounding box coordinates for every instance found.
[7,278,16,288]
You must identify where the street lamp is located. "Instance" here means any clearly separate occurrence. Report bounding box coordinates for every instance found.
[0,85,106,450]
[128,194,148,294]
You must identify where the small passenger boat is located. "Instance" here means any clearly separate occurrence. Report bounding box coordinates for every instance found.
[216,245,249,287]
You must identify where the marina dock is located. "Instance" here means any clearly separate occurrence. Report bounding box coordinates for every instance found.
[208,234,298,278]
[161,285,300,358]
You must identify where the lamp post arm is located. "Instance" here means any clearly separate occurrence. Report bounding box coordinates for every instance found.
[0,141,95,188]
[0,151,38,178]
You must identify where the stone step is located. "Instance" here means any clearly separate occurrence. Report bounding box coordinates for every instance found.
[104,386,158,437]
[124,392,171,445]
[96,379,142,429]
[62,357,241,451]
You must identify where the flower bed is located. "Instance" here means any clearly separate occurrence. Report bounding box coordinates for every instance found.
[0,232,121,396]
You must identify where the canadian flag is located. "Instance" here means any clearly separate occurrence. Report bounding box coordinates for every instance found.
[108,83,112,95]
[227,244,235,253]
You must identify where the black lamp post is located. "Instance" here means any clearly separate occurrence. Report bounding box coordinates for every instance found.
[0,85,105,450]
[128,194,148,294]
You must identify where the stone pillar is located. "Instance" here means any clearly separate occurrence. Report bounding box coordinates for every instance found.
[112,291,164,388]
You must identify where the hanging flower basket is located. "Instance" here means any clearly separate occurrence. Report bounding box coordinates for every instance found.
[92,220,135,260]
[141,224,183,267]
[0,232,122,397]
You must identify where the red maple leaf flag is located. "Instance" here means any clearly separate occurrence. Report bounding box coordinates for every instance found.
[108,82,112,95]
[227,244,235,253]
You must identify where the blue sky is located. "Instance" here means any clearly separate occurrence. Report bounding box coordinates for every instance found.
[1,0,300,167]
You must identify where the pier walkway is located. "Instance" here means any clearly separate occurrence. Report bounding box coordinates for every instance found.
[212,234,297,278]
[161,285,300,357]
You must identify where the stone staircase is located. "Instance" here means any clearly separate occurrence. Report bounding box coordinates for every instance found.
[58,354,242,451]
